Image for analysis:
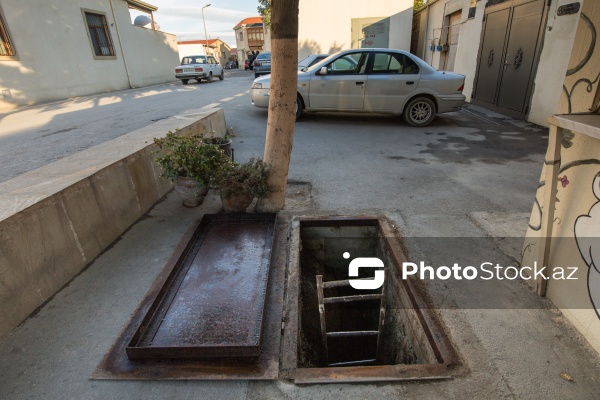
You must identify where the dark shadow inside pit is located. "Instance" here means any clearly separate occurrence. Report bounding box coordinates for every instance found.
[298,221,436,368]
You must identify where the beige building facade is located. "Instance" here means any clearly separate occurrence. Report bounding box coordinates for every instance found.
[412,0,582,127]
[233,16,266,68]
[298,0,414,61]
[522,0,600,355]
[0,0,179,109]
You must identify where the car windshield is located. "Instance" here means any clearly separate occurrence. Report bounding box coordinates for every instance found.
[304,53,337,71]
[256,53,271,60]
[182,56,206,65]
[298,55,327,68]
[298,56,315,68]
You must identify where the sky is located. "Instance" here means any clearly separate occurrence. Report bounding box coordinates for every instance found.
[129,0,262,48]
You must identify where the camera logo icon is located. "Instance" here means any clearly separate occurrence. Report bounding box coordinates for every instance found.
[344,252,385,290]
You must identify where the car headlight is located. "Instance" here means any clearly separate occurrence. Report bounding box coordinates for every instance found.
[251,82,262,89]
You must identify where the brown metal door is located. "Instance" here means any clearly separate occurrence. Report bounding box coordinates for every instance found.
[473,0,546,117]
[497,1,545,111]
[473,7,510,104]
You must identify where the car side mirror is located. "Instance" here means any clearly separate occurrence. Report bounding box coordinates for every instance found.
[319,66,328,75]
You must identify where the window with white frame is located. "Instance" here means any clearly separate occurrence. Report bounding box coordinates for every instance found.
[83,10,115,58]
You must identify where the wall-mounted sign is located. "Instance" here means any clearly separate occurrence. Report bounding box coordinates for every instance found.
[557,2,580,16]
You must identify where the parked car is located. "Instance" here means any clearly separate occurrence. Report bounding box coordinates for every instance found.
[250,48,465,127]
[224,61,235,69]
[175,55,224,84]
[298,54,330,71]
[253,52,272,78]
[244,59,252,70]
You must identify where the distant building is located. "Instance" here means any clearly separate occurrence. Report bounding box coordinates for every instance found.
[0,0,179,109]
[177,39,231,66]
[233,2,414,66]
[297,0,413,60]
[233,16,268,68]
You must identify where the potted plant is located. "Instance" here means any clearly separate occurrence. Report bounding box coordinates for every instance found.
[216,158,271,213]
[203,135,233,160]
[154,131,230,207]
[203,128,236,160]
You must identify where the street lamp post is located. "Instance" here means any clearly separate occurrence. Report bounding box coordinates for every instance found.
[202,4,211,54]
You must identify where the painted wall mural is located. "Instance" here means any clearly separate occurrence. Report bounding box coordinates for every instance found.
[522,1,600,353]
[574,172,600,319]
[560,11,600,114]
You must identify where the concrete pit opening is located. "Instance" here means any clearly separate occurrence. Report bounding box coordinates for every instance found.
[284,216,461,384]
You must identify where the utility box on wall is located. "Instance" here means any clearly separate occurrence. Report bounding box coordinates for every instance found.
[351,17,390,48]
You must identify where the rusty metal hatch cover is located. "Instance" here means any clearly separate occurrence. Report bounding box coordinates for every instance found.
[93,213,286,380]
[127,213,276,359]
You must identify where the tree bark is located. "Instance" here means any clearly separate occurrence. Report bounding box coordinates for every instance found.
[256,0,299,212]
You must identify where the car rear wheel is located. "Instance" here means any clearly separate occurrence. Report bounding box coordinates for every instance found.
[206,73,212,83]
[295,95,304,120]
[403,96,436,127]
[181,79,189,85]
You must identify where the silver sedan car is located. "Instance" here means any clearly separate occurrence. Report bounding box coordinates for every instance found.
[250,48,465,127]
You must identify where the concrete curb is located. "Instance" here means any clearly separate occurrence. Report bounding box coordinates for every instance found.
[0,108,226,340]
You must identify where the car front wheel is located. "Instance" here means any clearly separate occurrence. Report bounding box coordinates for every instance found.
[219,70,224,80]
[403,97,436,127]
[295,95,304,120]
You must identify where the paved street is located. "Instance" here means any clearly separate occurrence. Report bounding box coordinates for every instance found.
[2,78,600,399]
[0,69,255,183]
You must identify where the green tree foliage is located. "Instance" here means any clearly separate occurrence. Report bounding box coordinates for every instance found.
[257,0,271,27]
[414,0,426,10]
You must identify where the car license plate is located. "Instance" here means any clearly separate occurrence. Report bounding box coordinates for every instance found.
[184,68,194,73]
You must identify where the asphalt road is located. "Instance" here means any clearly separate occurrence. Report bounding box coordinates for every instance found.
[0,69,257,183]
[1,72,548,217]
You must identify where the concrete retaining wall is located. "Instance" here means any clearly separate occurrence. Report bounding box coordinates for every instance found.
[0,108,226,340]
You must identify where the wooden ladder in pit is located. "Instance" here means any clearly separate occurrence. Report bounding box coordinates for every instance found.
[316,275,387,367]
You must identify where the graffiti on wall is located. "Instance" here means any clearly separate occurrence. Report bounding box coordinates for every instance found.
[562,13,600,113]
[574,172,600,319]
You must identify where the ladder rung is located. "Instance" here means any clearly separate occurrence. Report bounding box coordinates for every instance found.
[322,277,377,289]
[326,330,379,338]
[328,359,377,367]
[324,294,382,304]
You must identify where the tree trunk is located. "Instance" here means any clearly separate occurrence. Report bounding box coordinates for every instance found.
[256,0,299,212]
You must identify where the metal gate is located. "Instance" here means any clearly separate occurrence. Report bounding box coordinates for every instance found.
[472,0,547,118]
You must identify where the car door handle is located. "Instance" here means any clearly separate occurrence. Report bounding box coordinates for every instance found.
[355,81,364,85]
[406,81,415,85]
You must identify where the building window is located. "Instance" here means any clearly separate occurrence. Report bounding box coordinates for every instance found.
[0,7,17,59]
[238,32,243,41]
[83,10,115,58]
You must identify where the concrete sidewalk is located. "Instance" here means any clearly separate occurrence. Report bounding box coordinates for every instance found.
[1,104,599,399]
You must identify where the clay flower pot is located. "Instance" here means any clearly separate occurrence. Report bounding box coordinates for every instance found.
[174,176,208,207]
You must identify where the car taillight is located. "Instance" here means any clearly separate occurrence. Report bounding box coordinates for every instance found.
[458,84,464,92]
[195,67,203,72]
[175,69,182,73]
[253,61,261,67]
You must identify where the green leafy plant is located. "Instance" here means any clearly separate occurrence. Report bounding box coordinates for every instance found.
[153,130,231,186]
[217,158,272,198]
[257,0,271,27]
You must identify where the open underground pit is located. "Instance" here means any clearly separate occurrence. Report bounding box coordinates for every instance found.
[284,216,461,384]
